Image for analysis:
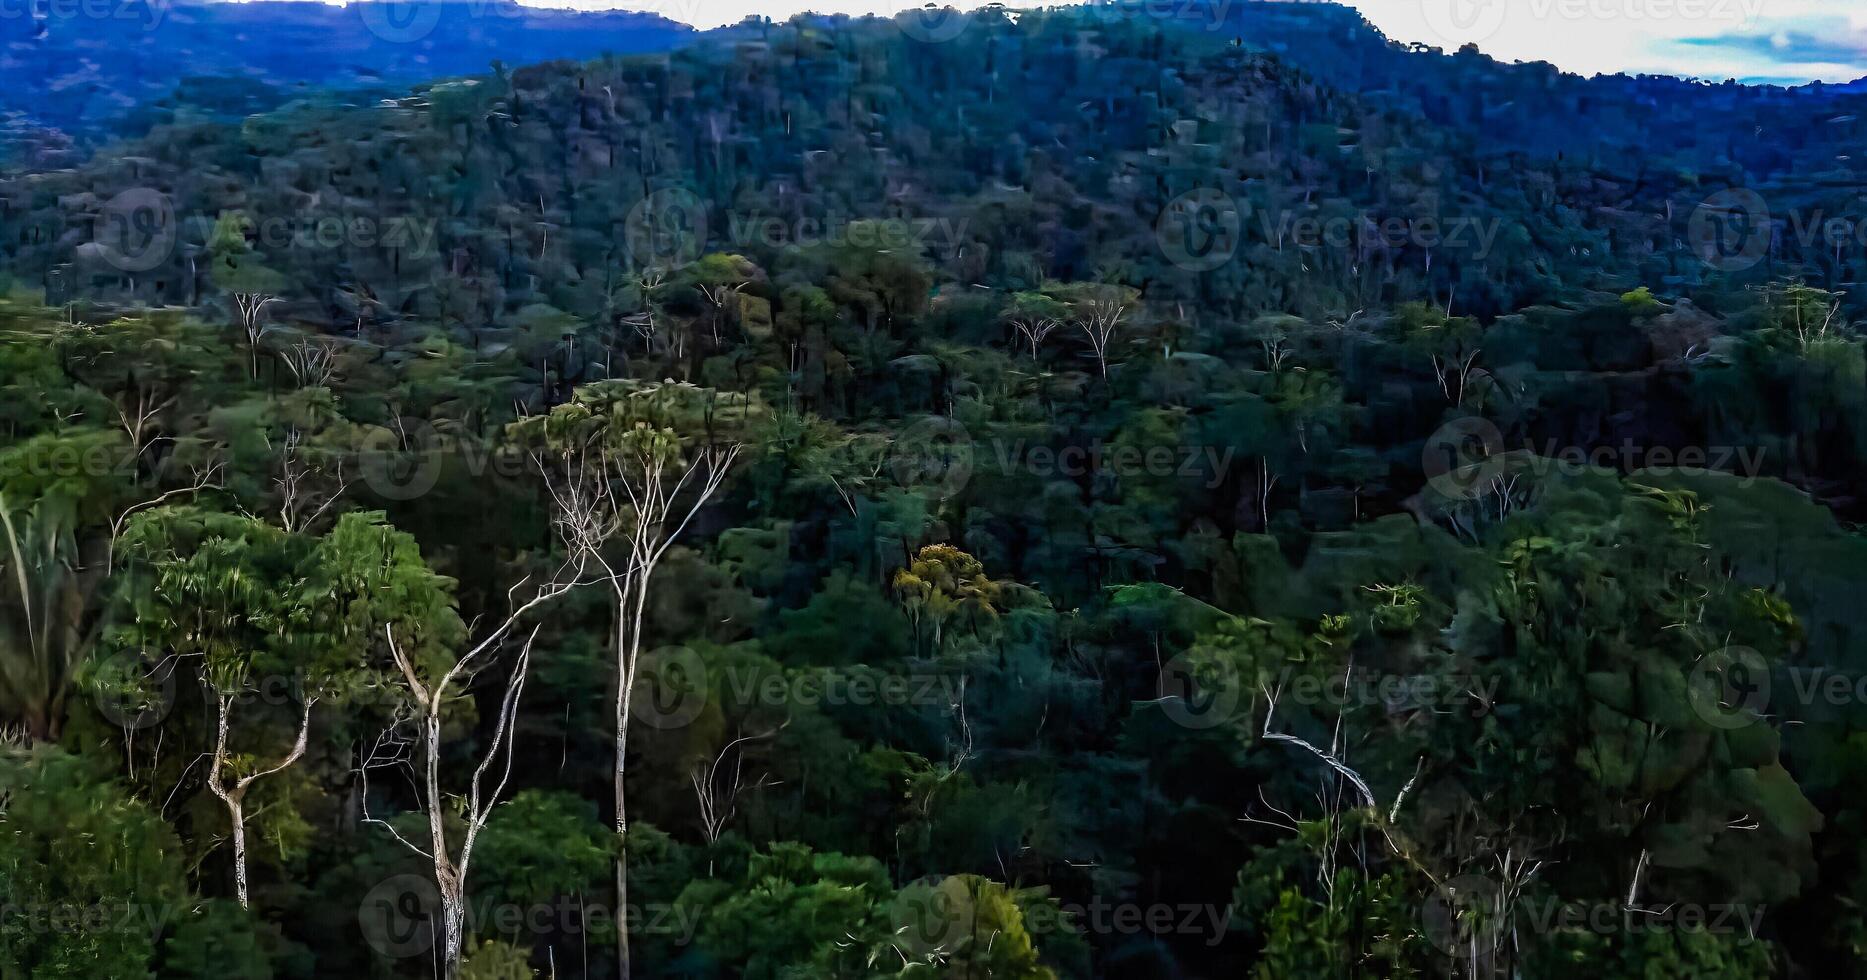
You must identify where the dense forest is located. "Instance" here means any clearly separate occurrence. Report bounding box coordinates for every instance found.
[3,2,1867,978]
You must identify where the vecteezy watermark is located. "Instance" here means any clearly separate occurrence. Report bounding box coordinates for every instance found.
[1418,0,1765,48]
[0,0,173,29]
[626,188,709,269]
[888,416,975,498]
[889,0,1241,45]
[1260,211,1506,258]
[1422,417,1507,502]
[1421,874,1763,960]
[91,189,176,274]
[1036,0,1241,36]
[719,670,962,714]
[1156,653,1501,730]
[358,875,700,959]
[724,212,970,253]
[1155,651,1241,730]
[890,876,1235,951]
[1689,189,1773,273]
[0,437,145,483]
[884,418,1244,499]
[1421,874,1506,959]
[630,646,709,731]
[358,418,447,502]
[1154,191,1509,273]
[1783,205,1867,255]
[890,876,975,958]
[1685,647,1867,730]
[88,647,179,731]
[1686,645,1771,730]
[0,900,182,940]
[1157,189,1243,273]
[85,194,440,275]
[1022,897,1236,947]
[987,439,1237,490]
[234,213,440,258]
[632,647,962,732]
[354,0,525,44]
[1422,417,1769,502]
[888,0,973,42]
[1419,0,1509,46]
[92,662,409,722]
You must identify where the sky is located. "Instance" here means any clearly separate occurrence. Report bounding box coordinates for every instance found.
[1348,0,1867,85]
[513,0,1867,85]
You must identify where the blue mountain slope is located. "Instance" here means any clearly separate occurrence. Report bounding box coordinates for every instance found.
[0,0,695,142]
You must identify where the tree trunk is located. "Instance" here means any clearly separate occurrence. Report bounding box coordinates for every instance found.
[614,561,654,980]
[228,797,249,908]
[439,888,465,980]
[417,706,468,980]
[614,596,633,980]
[619,601,642,970]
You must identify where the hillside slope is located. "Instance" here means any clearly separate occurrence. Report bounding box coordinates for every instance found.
[0,0,694,151]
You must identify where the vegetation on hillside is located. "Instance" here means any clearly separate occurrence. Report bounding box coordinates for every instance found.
[2,5,1866,978]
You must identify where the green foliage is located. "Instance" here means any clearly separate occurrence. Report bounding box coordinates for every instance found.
[157,900,273,980]
[0,747,189,979]
[457,939,537,980]
[3,8,1867,977]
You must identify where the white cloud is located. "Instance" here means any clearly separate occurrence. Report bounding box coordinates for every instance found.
[1335,0,1860,82]
[394,0,1867,83]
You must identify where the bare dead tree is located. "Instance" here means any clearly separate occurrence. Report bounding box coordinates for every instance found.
[106,458,226,570]
[690,721,787,845]
[230,293,279,378]
[525,418,741,980]
[910,677,973,821]
[1795,293,1844,351]
[361,596,568,979]
[344,510,588,973]
[1072,296,1127,378]
[1431,348,1483,406]
[208,693,314,908]
[276,333,341,389]
[1256,457,1280,530]
[1009,315,1060,361]
[1257,680,1453,893]
[111,385,176,466]
[699,281,747,348]
[270,427,346,534]
[822,433,888,518]
[619,269,670,361]
[1261,335,1294,374]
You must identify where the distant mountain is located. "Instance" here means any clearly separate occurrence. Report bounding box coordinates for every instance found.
[10,3,1866,325]
[1179,1,1867,178]
[0,0,695,146]
[8,0,1864,176]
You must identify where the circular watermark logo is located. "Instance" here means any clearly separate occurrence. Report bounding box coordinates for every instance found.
[887,416,973,498]
[92,189,176,274]
[1422,873,1506,959]
[1687,645,1770,730]
[1157,651,1242,730]
[1688,189,1772,273]
[358,418,444,502]
[1156,189,1242,273]
[359,873,441,959]
[632,646,708,731]
[1423,416,1506,501]
[890,876,975,959]
[358,0,443,44]
[1420,0,1509,47]
[90,647,178,731]
[625,188,709,269]
[889,2,973,42]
